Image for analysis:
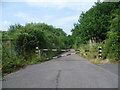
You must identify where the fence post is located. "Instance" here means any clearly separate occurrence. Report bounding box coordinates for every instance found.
[98,46,102,59]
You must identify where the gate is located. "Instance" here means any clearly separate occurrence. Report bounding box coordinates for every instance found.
[35,47,102,60]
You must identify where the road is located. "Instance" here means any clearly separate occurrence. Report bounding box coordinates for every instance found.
[99,63,118,75]
[2,51,118,88]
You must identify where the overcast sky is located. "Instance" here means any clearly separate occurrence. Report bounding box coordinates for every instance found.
[1,0,102,35]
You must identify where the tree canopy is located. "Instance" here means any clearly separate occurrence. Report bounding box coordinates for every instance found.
[72,2,120,46]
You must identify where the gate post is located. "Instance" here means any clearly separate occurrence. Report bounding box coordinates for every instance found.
[36,47,39,57]
[98,46,102,59]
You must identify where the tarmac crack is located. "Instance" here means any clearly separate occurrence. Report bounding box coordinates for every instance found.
[56,70,61,89]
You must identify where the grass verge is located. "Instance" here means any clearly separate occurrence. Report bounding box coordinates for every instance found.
[77,43,119,65]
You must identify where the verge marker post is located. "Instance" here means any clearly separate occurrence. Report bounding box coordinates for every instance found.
[98,46,102,59]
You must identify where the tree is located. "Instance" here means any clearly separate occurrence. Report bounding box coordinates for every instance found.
[105,9,120,61]
[71,2,120,47]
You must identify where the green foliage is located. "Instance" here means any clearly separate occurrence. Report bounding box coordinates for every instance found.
[65,35,74,48]
[2,56,25,73]
[2,23,67,74]
[2,2,120,74]
[71,2,120,62]
[105,9,120,61]
[29,57,44,64]
[78,43,103,59]
[72,2,120,45]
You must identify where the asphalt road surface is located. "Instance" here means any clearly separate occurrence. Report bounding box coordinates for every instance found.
[2,51,118,88]
[99,63,118,75]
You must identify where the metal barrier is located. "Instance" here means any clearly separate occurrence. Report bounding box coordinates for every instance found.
[48,52,79,60]
[35,47,102,59]
[40,49,80,52]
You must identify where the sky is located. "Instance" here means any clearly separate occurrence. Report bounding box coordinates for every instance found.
[0,0,102,35]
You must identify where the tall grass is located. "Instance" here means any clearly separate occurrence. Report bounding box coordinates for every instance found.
[2,43,61,75]
[77,43,101,59]
[76,41,119,64]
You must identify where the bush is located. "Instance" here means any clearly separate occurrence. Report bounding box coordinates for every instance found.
[104,9,120,61]
[105,32,120,61]
[2,56,26,74]
[30,57,44,64]
[2,23,67,74]
[77,43,101,59]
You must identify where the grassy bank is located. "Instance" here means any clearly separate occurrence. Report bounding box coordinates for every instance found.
[2,54,43,75]
[76,43,119,65]
[2,51,63,75]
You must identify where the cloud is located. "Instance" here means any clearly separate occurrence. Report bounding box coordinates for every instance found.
[1,0,96,11]
[15,12,54,24]
[15,12,41,23]
[50,15,79,35]
[25,0,97,2]
[2,0,99,2]
[25,1,95,11]
[0,20,11,31]
[14,12,79,34]
[53,15,79,26]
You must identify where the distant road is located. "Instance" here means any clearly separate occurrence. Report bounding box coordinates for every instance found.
[3,51,118,88]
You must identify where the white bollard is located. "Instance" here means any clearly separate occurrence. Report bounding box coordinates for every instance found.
[98,46,102,58]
